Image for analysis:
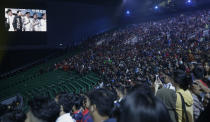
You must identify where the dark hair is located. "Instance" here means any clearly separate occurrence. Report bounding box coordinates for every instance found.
[58,93,74,113]
[193,66,204,79]
[33,13,37,16]
[28,96,60,122]
[72,94,84,110]
[119,90,171,122]
[6,9,11,13]
[173,69,192,90]
[88,88,115,117]
[25,12,30,15]
[0,110,26,122]
[41,13,46,17]
[17,10,20,14]
[127,82,152,95]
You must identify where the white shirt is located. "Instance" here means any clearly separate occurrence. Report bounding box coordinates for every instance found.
[164,82,175,91]
[31,19,40,31]
[40,19,47,31]
[56,113,76,122]
[8,15,14,31]
[23,16,31,31]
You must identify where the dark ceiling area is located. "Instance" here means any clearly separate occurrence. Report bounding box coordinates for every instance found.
[1,0,122,6]
[60,0,123,6]
[2,0,210,10]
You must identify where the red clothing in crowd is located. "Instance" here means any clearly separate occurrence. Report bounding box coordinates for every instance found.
[73,110,83,122]
[199,80,208,88]
[63,65,69,71]
[82,109,93,122]
[82,109,89,116]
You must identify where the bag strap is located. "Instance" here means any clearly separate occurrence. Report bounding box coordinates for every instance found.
[178,92,189,122]
[174,107,178,122]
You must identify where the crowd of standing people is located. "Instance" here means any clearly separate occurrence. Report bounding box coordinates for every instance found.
[0,9,210,122]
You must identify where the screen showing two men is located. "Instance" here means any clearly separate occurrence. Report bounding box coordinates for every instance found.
[5,8,47,32]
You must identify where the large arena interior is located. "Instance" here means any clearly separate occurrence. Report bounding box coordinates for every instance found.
[0,0,210,122]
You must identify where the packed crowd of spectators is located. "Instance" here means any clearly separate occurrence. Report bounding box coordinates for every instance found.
[1,9,210,122]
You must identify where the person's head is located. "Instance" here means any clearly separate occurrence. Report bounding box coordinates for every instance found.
[42,13,46,20]
[33,13,37,19]
[25,96,60,122]
[72,94,84,113]
[54,92,67,103]
[87,88,114,119]
[173,69,192,90]
[160,72,173,84]
[193,66,204,80]
[57,93,74,115]
[128,81,152,94]
[17,10,22,16]
[191,82,201,96]
[25,12,30,18]
[119,90,171,122]
[0,110,26,122]
[7,9,12,16]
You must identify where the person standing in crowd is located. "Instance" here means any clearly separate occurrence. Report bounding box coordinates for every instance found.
[190,81,204,120]
[5,12,9,31]
[82,95,93,122]
[72,94,83,122]
[119,89,172,122]
[25,96,60,122]
[13,10,23,32]
[87,88,116,122]
[173,69,194,122]
[193,66,210,91]
[40,13,47,31]
[161,72,176,91]
[31,13,40,31]
[111,85,126,120]
[21,12,26,31]
[190,65,210,121]
[6,9,15,31]
[23,12,31,31]
[155,77,177,122]
[56,93,76,122]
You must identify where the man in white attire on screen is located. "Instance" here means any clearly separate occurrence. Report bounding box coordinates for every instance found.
[6,9,15,31]
[40,13,47,31]
[23,12,32,31]
[31,13,40,31]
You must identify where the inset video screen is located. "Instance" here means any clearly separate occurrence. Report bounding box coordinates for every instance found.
[5,8,47,32]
